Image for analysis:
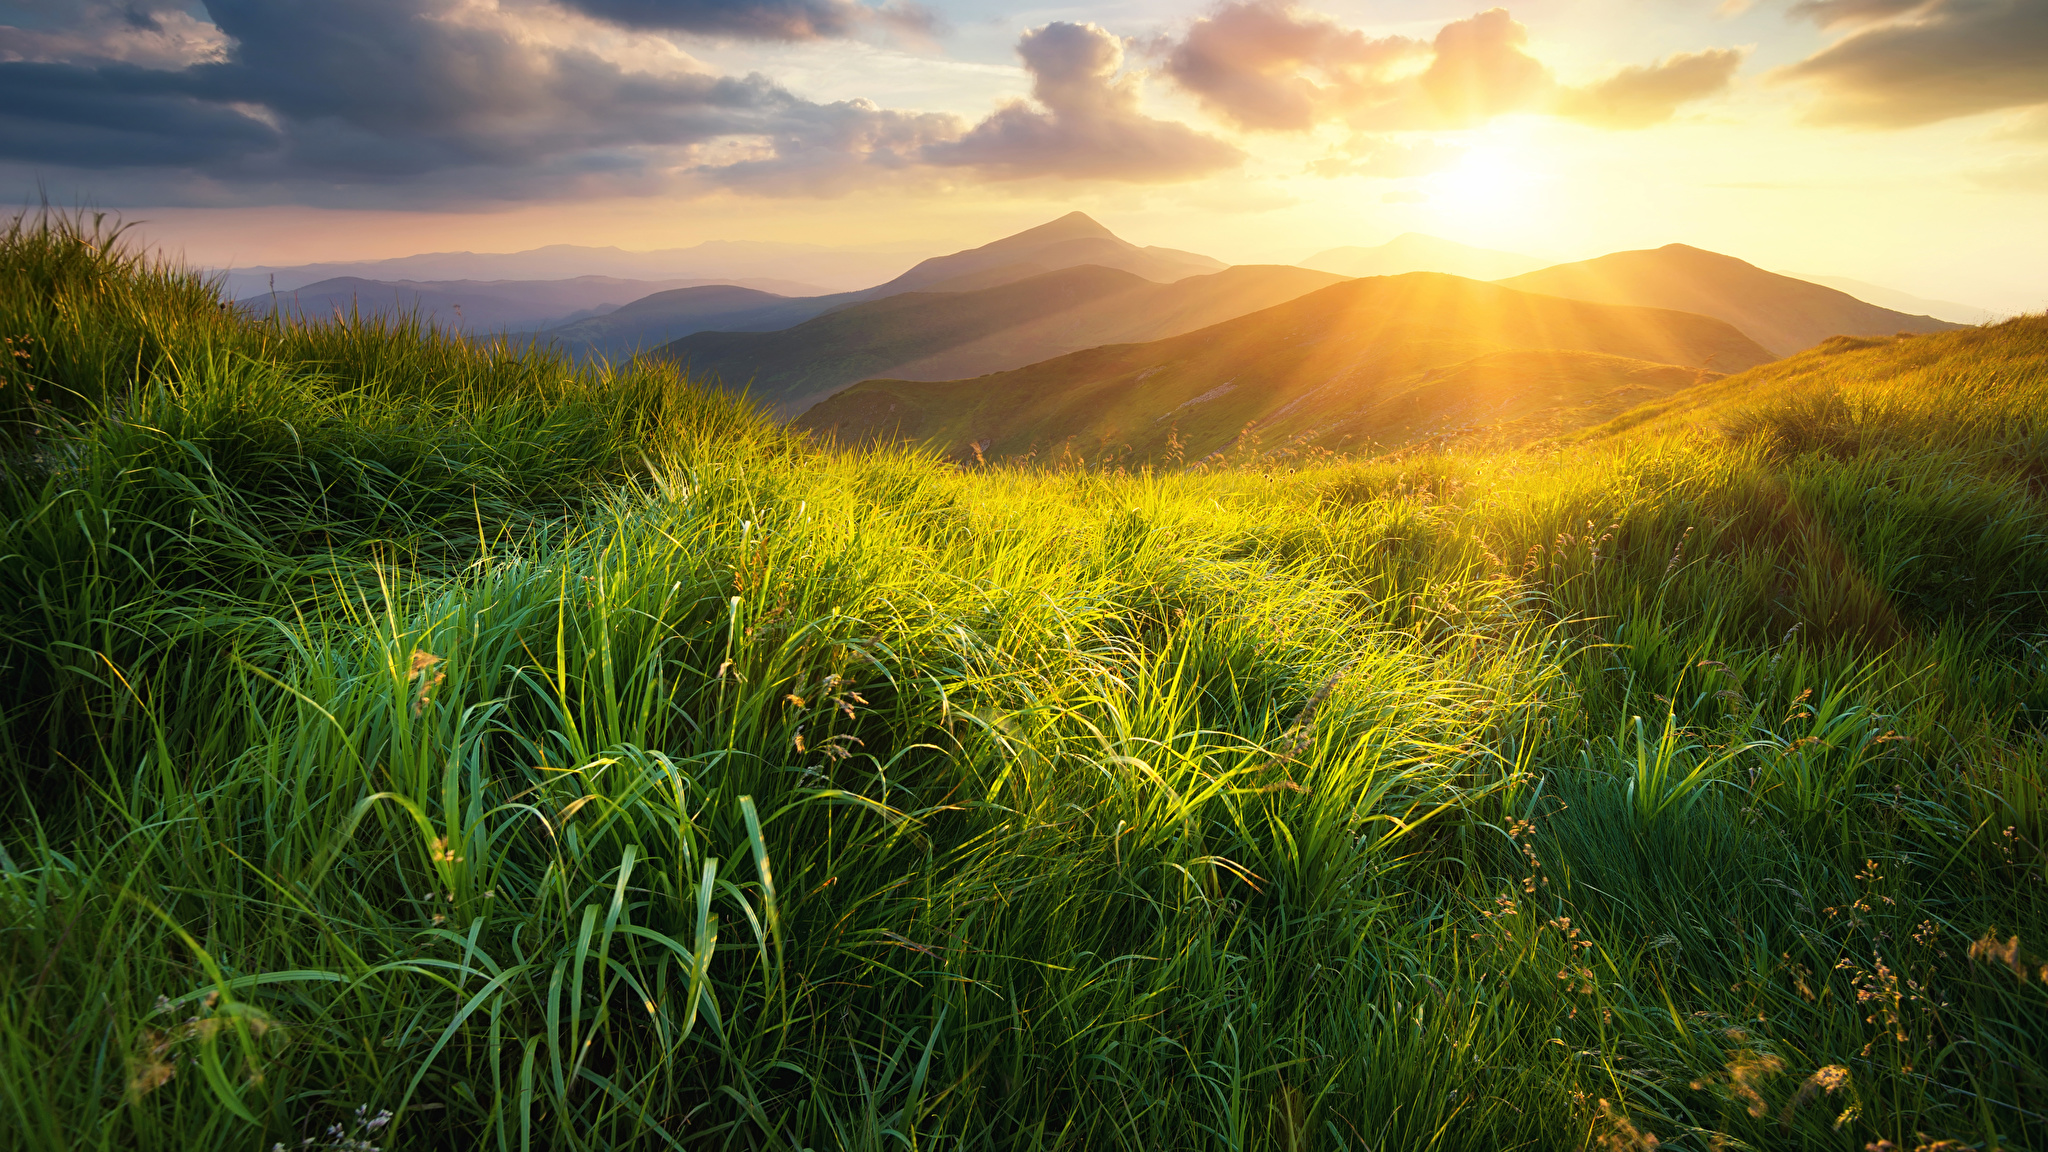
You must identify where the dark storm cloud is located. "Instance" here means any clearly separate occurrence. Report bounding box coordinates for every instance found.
[1775,0,2048,127]
[0,61,278,167]
[0,0,965,201]
[925,21,1243,182]
[556,0,939,39]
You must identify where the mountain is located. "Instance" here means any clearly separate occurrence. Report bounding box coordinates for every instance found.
[1300,234,1546,281]
[862,212,1224,296]
[538,212,1238,365]
[794,272,1773,462]
[211,241,926,298]
[1497,245,1963,358]
[533,284,838,360]
[236,275,829,334]
[653,263,1346,415]
[1776,273,1998,326]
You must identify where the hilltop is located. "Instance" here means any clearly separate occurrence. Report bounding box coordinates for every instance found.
[654,263,1344,414]
[870,211,1224,294]
[1499,244,1963,356]
[797,271,1770,460]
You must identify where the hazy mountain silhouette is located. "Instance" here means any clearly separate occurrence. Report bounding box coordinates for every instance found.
[532,285,839,359]
[864,212,1224,296]
[1301,234,1546,281]
[656,263,1345,415]
[539,212,1235,364]
[1775,273,1997,326]
[235,275,822,333]
[796,272,1772,462]
[1498,245,1962,358]
[212,242,916,298]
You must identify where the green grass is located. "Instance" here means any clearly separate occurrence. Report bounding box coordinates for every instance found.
[2,210,2045,1151]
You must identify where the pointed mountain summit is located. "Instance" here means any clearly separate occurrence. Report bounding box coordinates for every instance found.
[1301,234,1545,281]
[981,210,1119,248]
[868,212,1226,296]
[1499,245,1963,358]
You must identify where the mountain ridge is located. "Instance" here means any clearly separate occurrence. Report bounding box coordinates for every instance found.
[654,262,1347,414]
[795,271,1773,460]
[1499,244,1962,357]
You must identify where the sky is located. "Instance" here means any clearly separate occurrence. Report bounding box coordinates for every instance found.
[2,0,2045,311]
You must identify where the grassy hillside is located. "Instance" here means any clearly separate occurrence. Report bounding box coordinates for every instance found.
[1499,245,1963,357]
[3,212,2045,1152]
[660,263,1345,415]
[799,272,1770,461]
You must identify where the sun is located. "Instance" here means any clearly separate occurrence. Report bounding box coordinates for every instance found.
[1413,128,1561,242]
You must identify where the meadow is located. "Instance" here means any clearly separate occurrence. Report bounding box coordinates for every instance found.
[2,211,2044,1151]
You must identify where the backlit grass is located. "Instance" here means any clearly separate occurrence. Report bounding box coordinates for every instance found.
[3,211,2044,1151]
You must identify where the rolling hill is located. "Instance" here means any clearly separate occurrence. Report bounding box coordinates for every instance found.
[794,272,1772,461]
[1497,245,1963,357]
[235,274,826,333]
[654,263,1346,414]
[1562,315,2048,448]
[530,284,833,360]
[1301,233,1546,280]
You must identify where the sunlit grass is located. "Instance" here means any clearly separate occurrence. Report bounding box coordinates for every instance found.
[2,209,2044,1150]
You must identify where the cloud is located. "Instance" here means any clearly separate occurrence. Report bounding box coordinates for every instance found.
[1306,134,1462,178]
[1786,0,1933,29]
[1969,151,2048,191]
[1993,106,2048,141]
[1155,5,1741,132]
[1157,0,1423,132]
[554,0,940,40]
[0,2,231,68]
[1774,0,2048,127]
[1418,7,1553,127]
[1555,48,1746,129]
[924,22,1244,181]
[0,0,959,202]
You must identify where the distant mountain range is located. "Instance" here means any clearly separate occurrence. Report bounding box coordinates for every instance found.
[210,239,932,298]
[797,272,1772,462]
[653,262,1345,415]
[1301,234,1546,281]
[541,211,1237,364]
[214,215,2007,461]
[1497,245,1962,358]
[237,275,829,334]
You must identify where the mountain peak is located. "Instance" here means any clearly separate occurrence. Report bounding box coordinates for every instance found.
[989,212,1118,250]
